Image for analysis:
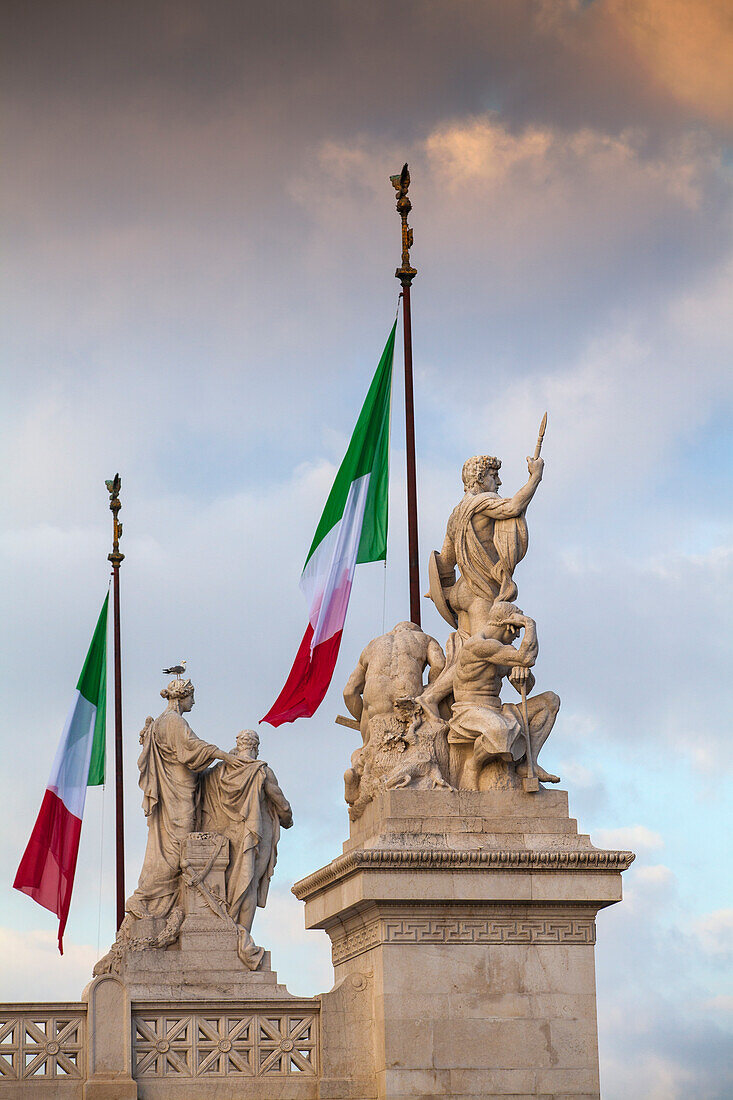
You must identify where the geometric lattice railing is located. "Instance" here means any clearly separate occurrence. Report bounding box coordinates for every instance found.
[0,1008,85,1080]
[132,1010,318,1078]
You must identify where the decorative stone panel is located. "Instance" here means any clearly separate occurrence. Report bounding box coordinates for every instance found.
[132,1009,318,1078]
[332,914,596,964]
[0,1008,85,1080]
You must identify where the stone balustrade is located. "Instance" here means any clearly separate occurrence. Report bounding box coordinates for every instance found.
[0,1004,86,1089]
[0,997,320,1099]
[132,1003,319,1080]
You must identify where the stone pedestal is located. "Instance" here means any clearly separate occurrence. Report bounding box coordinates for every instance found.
[294,789,634,1100]
[114,833,290,1002]
[83,832,321,1099]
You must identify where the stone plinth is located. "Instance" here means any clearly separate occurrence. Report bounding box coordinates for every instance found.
[75,834,322,1099]
[294,789,634,1100]
[111,833,291,1002]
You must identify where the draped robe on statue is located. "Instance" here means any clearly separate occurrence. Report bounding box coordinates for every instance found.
[198,758,288,932]
[445,491,529,605]
[127,711,222,920]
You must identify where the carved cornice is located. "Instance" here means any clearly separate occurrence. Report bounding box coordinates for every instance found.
[331,914,597,965]
[292,847,635,900]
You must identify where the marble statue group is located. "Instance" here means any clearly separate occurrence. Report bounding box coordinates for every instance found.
[73,431,630,1100]
[342,445,561,818]
[97,437,561,973]
[97,678,292,973]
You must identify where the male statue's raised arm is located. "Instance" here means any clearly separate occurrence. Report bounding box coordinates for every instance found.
[467,612,538,671]
[486,456,544,519]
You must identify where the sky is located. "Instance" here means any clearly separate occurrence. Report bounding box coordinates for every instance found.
[1,1,732,1095]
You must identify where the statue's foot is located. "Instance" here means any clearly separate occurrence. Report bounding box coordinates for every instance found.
[517,761,561,783]
[462,763,480,790]
[535,766,560,783]
[236,927,265,971]
[385,772,411,790]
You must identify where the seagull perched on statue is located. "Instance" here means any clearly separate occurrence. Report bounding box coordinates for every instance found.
[163,660,187,677]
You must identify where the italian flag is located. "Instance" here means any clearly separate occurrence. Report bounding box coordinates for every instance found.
[262,322,395,726]
[14,595,108,953]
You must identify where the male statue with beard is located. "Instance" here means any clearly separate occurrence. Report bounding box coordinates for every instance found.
[198,729,293,934]
[428,453,544,633]
[421,602,560,790]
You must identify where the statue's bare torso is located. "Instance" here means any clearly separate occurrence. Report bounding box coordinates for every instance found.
[343,622,445,743]
[453,644,507,704]
[361,630,435,716]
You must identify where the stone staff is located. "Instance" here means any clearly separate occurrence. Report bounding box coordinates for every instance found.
[520,682,539,793]
[519,412,547,791]
[533,411,547,460]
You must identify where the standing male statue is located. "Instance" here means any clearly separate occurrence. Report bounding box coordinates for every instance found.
[199,729,293,934]
[126,677,239,921]
[429,453,544,632]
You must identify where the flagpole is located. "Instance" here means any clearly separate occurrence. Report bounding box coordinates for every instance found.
[391,164,421,627]
[105,474,126,930]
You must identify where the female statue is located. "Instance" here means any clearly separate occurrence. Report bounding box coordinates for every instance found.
[127,678,237,920]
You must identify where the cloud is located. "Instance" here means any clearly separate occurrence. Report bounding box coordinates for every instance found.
[692,910,733,959]
[597,868,733,1099]
[1,6,732,1096]
[299,114,731,383]
[594,825,664,851]
[0,928,97,1002]
[531,0,733,139]
[255,888,332,997]
[608,0,733,130]
[425,116,709,209]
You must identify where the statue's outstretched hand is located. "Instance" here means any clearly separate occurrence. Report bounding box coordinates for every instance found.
[220,751,242,766]
[280,809,294,829]
[527,456,544,478]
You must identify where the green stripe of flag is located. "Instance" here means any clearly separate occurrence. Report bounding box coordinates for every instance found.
[304,322,396,568]
[76,594,108,786]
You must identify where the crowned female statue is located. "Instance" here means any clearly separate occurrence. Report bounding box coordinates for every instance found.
[126,677,237,921]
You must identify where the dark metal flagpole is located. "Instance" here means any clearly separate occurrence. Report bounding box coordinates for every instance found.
[105,474,126,930]
[390,164,421,627]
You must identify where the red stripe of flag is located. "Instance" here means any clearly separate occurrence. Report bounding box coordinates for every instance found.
[13,789,83,954]
[262,624,343,727]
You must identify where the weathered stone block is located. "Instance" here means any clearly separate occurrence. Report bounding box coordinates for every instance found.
[294,787,633,1100]
[83,975,137,1100]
